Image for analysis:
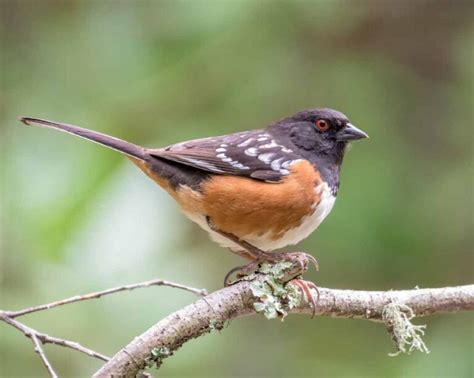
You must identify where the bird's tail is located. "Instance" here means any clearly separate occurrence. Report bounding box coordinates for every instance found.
[19,117,148,161]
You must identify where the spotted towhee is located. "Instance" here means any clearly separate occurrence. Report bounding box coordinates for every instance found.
[20,108,368,306]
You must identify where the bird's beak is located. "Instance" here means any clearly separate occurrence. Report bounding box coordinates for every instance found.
[336,123,369,141]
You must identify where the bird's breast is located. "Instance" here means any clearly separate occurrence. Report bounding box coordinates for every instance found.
[255,181,336,250]
[172,160,336,252]
[222,180,336,251]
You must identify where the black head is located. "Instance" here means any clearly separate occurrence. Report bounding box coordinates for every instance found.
[289,107,367,145]
[269,108,368,193]
[271,107,368,158]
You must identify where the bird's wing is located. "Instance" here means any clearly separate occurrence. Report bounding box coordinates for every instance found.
[149,130,300,182]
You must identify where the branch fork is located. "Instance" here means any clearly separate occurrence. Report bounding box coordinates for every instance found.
[1,262,473,378]
[0,277,207,377]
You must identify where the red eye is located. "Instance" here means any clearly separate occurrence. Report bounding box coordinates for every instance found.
[315,119,330,131]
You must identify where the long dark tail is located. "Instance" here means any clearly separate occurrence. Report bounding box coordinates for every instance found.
[19,117,149,160]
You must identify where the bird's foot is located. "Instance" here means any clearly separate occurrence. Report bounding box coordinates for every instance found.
[288,279,320,318]
[269,251,319,274]
[224,252,319,287]
[224,259,260,286]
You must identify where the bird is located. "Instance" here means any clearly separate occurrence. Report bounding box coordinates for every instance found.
[19,108,368,307]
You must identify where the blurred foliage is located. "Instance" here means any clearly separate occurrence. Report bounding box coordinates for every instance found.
[1,0,473,377]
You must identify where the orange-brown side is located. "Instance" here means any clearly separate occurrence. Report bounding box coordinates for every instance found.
[128,157,205,215]
[129,158,322,241]
[201,160,322,240]
[129,158,176,195]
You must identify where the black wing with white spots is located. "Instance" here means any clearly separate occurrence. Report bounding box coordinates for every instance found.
[149,130,301,182]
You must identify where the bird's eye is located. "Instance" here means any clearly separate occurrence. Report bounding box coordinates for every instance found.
[315,119,330,131]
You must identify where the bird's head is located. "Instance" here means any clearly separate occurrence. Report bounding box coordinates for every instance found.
[269,107,369,193]
[279,108,369,155]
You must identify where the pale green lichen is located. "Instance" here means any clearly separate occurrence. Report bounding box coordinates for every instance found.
[208,319,224,331]
[285,282,303,309]
[250,261,302,320]
[145,346,171,368]
[382,301,430,356]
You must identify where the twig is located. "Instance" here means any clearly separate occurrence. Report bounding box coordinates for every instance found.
[0,312,110,362]
[30,332,58,378]
[1,276,207,375]
[94,275,474,377]
[5,278,208,319]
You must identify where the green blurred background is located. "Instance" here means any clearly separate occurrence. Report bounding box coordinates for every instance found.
[1,1,473,377]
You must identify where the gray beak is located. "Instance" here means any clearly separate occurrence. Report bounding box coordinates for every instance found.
[336,123,369,141]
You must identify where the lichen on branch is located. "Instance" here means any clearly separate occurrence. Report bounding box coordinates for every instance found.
[93,262,474,377]
[250,261,303,319]
[383,301,430,356]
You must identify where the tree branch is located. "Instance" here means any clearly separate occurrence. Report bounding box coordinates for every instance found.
[0,277,207,376]
[30,332,58,378]
[2,262,472,377]
[94,267,474,377]
[1,313,111,362]
[0,311,109,377]
[4,277,207,319]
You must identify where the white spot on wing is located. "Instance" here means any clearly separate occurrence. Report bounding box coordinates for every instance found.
[281,160,292,169]
[245,147,258,157]
[259,141,280,149]
[216,147,226,153]
[271,157,284,171]
[232,162,249,170]
[258,153,275,164]
[238,138,254,147]
[281,159,302,169]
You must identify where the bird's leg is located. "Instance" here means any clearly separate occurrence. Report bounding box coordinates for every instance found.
[206,218,319,297]
[206,216,269,260]
[222,250,259,285]
[206,217,271,285]
[211,224,319,272]
[231,250,257,261]
[212,224,319,274]
[222,258,260,286]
